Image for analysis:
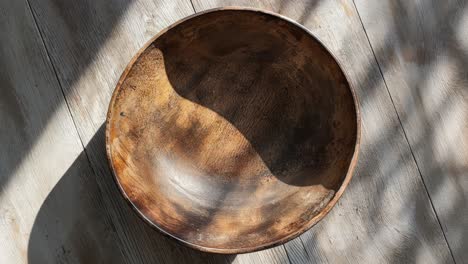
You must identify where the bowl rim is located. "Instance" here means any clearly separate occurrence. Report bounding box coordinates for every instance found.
[105,6,361,254]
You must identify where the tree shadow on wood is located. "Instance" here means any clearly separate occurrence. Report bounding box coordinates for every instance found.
[352,0,468,262]
[296,0,467,263]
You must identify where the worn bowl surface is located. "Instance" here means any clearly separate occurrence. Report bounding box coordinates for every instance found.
[106,8,360,254]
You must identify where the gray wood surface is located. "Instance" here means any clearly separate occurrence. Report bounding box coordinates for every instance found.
[0,0,114,263]
[353,1,468,263]
[0,0,464,263]
[192,0,454,263]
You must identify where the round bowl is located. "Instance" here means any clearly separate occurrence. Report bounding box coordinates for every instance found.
[106,8,360,254]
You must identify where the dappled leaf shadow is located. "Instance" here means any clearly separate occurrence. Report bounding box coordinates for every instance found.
[294,0,466,263]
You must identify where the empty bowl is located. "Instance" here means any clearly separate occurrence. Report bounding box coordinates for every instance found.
[106,7,360,254]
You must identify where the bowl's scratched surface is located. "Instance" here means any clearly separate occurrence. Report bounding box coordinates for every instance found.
[106,8,360,253]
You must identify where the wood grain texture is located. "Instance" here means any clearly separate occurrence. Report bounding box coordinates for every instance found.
[353,0,468,263]
[0,0,123,263]
[191,0,455,263]
[284,237,312,264]
[26,0,290,262]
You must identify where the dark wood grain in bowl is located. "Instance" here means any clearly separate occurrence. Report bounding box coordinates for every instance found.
[106,8,360,254]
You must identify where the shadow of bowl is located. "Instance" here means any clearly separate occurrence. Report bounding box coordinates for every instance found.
[28,127,237,263]
[106,7,360,254]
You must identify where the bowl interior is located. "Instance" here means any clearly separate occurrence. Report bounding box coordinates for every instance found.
[107,9,358,253]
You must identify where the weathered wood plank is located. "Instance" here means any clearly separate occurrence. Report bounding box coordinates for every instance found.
[192,0,455,263]
[284,237,312,264]
[234,246,290,264]
[353,0,468,262]
[27,0,289,263]
[0,0,124,263]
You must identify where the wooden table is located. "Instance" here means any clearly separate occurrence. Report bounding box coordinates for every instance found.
[0,0,466,263]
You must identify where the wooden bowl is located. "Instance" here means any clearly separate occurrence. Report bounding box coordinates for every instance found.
[106,8,360,254]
